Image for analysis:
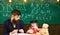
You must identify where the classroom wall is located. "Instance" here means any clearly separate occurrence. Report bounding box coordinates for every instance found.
[0,0,60,24]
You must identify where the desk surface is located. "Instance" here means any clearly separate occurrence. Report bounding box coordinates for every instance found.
[10,33,31,35]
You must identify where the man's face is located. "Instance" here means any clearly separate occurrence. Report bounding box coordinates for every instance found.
[12,15,20,24]
[14,15,20,21]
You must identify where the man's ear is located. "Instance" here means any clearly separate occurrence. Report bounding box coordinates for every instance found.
[12,15,15,17]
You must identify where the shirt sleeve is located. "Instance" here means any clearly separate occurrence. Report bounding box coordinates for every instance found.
[19,20,26,33]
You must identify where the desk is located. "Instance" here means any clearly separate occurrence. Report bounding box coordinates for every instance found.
[10,33,31,35]
[10,33,40,35]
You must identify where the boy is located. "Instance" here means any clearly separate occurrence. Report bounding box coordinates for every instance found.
[26,20,39,34]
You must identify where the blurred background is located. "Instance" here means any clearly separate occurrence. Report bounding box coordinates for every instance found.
[0,0,60,35]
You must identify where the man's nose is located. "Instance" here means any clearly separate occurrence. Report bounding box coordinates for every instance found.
[18,18,20,19]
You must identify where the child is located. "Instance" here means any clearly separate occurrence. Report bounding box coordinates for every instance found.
[26,20,39,34]
[40,23,49,35]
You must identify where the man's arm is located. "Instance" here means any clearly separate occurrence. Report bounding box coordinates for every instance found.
[19,20,25,33]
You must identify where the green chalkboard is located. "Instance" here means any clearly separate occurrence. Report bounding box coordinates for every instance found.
[0,0,60,24]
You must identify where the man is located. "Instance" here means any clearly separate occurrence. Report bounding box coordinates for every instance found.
[3,9,25,35]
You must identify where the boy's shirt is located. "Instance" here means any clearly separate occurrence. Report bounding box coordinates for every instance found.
[27,27,39,34]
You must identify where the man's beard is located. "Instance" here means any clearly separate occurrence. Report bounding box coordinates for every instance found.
[12,19,20,25]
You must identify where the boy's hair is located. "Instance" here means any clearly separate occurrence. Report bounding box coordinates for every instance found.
[30,20,38,27]
[11,9,21,16]
[30,20,37,23]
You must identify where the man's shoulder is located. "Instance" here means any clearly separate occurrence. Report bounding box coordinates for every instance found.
[19,20,24,24]
[4,19,11,22]
[20,20,23,22]
[4,19,11,24]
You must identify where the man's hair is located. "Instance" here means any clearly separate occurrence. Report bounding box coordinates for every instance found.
[11,9,21,16]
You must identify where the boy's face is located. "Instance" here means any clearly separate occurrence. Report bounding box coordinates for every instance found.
[31,23,37,27]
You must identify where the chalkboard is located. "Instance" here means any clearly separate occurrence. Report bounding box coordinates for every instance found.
[0,0,60,24]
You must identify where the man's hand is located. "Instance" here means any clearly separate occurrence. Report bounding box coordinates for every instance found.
[10,29,18,34]
[19,29,24,33]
